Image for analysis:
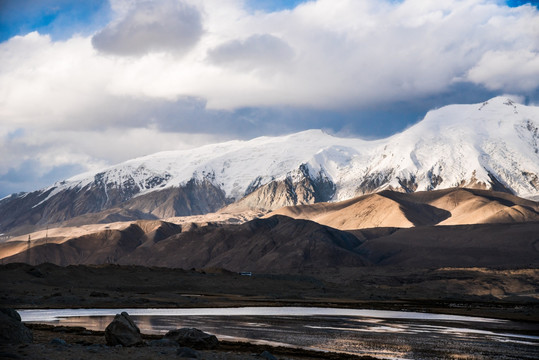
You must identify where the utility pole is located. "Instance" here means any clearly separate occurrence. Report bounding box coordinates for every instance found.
[26,234,31,264]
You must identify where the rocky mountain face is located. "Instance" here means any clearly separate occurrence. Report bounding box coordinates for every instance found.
[1,97,538,234]
[0,179,229,235]
[223,164,336,212]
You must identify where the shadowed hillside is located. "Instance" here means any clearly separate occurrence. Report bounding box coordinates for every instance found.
[3,218,538,271]
[3,216,366,272]
[2,189,538,272]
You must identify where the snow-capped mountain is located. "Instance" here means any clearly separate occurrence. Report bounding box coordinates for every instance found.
[1,97,538,233]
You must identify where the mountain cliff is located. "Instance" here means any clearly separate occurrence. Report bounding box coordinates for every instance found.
[1,97,538,234]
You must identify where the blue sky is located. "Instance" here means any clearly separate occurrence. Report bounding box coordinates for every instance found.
[2,0,538,42]
[1,0,311,42]
[1,0,539,197]
[0,0,111,42]
[506,0,539,6]
[246,0,312,12]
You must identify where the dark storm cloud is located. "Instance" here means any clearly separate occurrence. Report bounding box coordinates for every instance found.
[91,0,203,56]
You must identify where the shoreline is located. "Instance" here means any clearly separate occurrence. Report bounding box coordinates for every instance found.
[9,308,537,360]
[3,322,379,360]
[2,263,538,323]
[12,298,539,323]
[2,263,538,359]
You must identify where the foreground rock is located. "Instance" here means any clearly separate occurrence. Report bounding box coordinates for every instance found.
[260,350,277,360]
[177,346,200,358]
[104,312,143,347]
[164,328,219,349]
[0,308,33,344]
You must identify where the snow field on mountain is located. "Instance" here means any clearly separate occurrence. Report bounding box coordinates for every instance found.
[36,97,539,201]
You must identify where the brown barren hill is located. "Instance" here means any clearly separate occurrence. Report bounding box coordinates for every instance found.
[119,215,366,272]
[353,222,539,268]
[3,221,184,266]
[3,216,366,272]
[3,188,538,272]
[268,188,539,230]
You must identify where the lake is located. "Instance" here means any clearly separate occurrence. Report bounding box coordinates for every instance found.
[19,307,539,359]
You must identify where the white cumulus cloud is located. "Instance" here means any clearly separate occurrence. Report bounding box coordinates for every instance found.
[466,49,539,91]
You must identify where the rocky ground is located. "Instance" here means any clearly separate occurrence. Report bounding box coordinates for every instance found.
[1,263,537,321]
[1,318,376,360]
[1,263,538,359]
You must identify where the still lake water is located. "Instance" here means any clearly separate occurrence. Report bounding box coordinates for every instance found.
[19,307,539,360]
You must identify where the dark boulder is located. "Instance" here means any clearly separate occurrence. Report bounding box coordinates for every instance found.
[104,312,143,347]
[164,328,219,349]
[149,338,179,347]
[50,338,68,346]
[177,346,200,358]
[0,308,33,344]
[0,308,21,321]
[260,350,277,360]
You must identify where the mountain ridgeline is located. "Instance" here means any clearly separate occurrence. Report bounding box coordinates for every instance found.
[1,97,538,234]
[3,188,539,270]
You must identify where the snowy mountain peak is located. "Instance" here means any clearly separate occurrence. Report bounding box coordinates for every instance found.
[46,97,539,200]
[1,97,538,233]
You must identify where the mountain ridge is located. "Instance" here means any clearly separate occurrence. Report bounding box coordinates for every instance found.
[4,213,538,271]
[268,188,539,230]
[1,97,538,234]
[2,188,538,271]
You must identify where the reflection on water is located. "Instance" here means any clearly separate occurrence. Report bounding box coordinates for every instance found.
[17,306,508,322]
[19,307,539,360]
